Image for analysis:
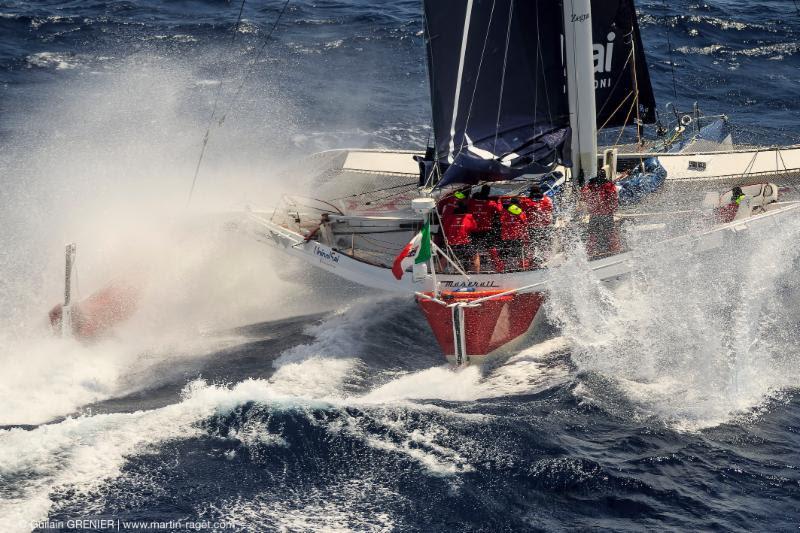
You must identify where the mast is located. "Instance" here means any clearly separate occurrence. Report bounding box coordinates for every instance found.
[563,0,598,183]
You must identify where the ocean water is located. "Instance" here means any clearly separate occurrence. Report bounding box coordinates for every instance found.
[1,0,800,531]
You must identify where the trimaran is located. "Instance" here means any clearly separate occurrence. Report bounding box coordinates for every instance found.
[51,0,800,367]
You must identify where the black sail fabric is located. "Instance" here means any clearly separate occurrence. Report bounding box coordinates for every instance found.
[424,0,571,187]
[591,0,656,128]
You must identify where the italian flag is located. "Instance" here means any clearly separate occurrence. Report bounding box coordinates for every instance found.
[392,222,432,280]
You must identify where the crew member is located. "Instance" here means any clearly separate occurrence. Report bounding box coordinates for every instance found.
[438,188,470,220]
[520,185,554,267]
[580,170,620,257]
[467,185,501,272]
[304,213,331,242]
[496,201,528,272]
[714,186,747,223]
[442,201,479,272]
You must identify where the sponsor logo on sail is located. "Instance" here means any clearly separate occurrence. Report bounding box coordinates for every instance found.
[594,32,615,89]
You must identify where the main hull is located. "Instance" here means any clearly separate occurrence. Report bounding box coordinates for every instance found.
[417,291,546,366]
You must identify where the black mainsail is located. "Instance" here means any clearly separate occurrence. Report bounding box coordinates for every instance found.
[424,0,570,187]
[423,0,656,186]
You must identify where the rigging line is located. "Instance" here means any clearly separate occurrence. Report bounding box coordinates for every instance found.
[596,49,634,126]
[630,24,644,157]
[742,148,759,178]
[534,1,553,130]
[493,0,514,153]
[352,187,420,206]
[433,204,468,277]
[597,90,634,132]
[533,2,552,131]
[187,0,292,206]
[612,96,638,148]
[448,0,476,163]
[231,0,247,43]
[423,9,438,158]
[187,0,250,207]
[458,0,497,157]
[221,0,292,115]
[662,0,679,100]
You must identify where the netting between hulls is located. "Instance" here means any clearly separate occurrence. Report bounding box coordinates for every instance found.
[310,169,420,215]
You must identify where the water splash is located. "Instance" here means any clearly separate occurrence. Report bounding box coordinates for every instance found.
[544,216,800,430]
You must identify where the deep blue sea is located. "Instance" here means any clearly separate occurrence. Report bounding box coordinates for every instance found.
[2,1,800,532]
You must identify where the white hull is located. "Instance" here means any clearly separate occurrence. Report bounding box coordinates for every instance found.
[247,201,800,295]
[248,142,800,293]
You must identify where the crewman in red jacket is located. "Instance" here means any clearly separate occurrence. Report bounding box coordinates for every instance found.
[580,170,620,257]
[468,185,501,234]
[441,201,479,272]
[467,185,501,271]
[438,188,470,220]
[520,185,554,267]
[495,201,528,272]
[714,186,746,223]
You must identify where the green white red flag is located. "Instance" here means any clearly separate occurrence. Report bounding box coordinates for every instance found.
[392,222,432,280]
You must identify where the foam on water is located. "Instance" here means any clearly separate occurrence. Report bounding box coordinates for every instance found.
[361,337,572,404]
[0,370,465,529]
[0,297,576,530]
[274,296,409,367]
[205,480,400,532]
[545,217,800,430]
[0,377,332,531]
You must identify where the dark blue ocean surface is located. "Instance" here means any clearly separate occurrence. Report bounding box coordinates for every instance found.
[1,1,800,532]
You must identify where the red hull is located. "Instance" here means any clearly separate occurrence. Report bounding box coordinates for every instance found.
[49,280,141,339]
[417,290,544,363]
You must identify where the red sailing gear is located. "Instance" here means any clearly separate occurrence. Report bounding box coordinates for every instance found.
[468,198,501,232]
[438,190,469,215]
[518,196,553,228]
[714,202,739,223]
[714,194,746,223]
[581,181,619,216]
[581,180,620,256]
[437,196,457,218]
[499,207,528,241]
[442,212,478,246]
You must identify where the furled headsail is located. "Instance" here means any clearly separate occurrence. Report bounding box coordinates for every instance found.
[423,0,571,187]
[591,0,656,129]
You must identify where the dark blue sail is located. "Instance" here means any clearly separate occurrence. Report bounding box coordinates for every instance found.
[424,0,571,187]
[592,0,657,128]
